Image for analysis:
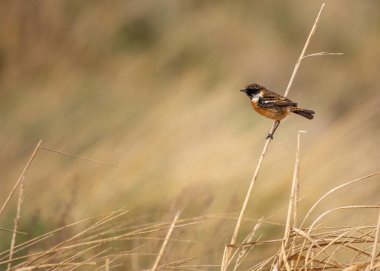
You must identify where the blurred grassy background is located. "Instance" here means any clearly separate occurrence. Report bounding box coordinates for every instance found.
[1,0,380,267]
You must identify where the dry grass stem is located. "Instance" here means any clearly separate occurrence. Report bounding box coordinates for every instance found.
[279,131,305,269]
[301,172,380,227]
[232,219,263,271]
[0,228,27,235]
[369,210,380,270]
[40,146,119,168]
[7,177,25,271]
[48,244,100,271]
[94,246,146,271]
[227,238,284,248]
[105,258,110,271]
[57,218,203,252]
[14,207,129,269]
[283,3,325,97]
[0,140,42,217]
[154,257,197,270]
[0,213,110,263]
[14,262,96,270]
[221,183,380,270]
[151,212,180,271]
[62,248,111,271]
[284,131,305,242]
[221,137,272,271]
[2,208,160,271]
[309,205,380,233]
[302,52,344,59]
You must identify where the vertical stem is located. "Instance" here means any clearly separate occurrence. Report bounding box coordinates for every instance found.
[283,3,325,98]
[284,131,304,243]
[370,210,380,270]
[151,212,180,271]
[280,131,305,269]
[0,140,42,217]
[105,257,110,271]
[222,134,273,271]
[7,177,25,271]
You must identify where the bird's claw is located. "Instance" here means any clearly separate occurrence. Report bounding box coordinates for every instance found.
[266,133,274,140]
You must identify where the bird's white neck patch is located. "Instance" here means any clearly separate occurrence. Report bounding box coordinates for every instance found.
[251,93,261,102]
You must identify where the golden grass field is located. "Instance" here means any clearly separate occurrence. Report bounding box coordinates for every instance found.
[1,1,380,270]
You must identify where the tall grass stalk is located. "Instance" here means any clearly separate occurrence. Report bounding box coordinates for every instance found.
[0,140,42,217]
[221,3,327,271]
[6,177,25,271]
[151,212,180,271]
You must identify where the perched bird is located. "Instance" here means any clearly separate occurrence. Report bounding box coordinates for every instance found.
[240,83,315,139]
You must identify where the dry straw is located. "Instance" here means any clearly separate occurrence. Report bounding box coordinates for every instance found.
[7,177,25,271]
[279,130,306,270]
[151,212,180,271]
[0,140,122,269]
[4,208,202,270]
[370,211,380,270]
[0,140,42,217]
[0,140,117,219]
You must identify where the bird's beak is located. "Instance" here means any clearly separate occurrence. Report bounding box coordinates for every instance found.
[240,89,246,92]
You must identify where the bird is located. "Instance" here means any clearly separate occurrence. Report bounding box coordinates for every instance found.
[240,83,315,139]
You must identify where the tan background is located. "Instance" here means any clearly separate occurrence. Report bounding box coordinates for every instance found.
[0,0,379,265]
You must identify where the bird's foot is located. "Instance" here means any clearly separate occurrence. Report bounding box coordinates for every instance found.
[266,133,274,140]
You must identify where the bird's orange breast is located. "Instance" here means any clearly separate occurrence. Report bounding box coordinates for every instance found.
[251,101,289,121]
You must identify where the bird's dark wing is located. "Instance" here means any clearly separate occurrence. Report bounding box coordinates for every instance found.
[259,90,297,108]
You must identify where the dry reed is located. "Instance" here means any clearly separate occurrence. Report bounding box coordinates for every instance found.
[0,140,42,217]
[221,3,334,270]
[7,177,25,271]
[151,212,180,271]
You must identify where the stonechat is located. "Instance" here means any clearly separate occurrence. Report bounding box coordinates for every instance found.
[240,83,315,139]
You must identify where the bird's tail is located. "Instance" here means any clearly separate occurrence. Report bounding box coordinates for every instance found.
[291,108,315,120]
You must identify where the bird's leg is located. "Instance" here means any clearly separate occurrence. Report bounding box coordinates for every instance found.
[266,120,280,140]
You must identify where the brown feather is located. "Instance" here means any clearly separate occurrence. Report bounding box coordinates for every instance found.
[290,108,315,120]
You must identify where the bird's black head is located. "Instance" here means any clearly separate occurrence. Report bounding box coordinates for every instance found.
[240,83,264,99]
